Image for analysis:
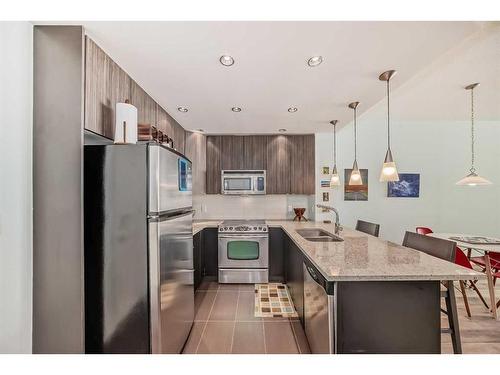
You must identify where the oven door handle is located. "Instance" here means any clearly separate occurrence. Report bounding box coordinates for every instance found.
[218,234,268,239]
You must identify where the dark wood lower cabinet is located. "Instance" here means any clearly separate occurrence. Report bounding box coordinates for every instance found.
[193,231,203,290]
[202,228,218,278]
[269,227,285,282]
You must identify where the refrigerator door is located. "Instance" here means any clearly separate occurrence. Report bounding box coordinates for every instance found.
[148,144,192,215]
[149,210,194,354]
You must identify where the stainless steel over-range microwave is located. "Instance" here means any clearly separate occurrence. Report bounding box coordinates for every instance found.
[221,170,266,195]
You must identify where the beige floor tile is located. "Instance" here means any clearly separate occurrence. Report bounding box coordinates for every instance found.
[209,290,239,321]
[264,321,299,354]
[182,322,205,354]
[290,319,311,354]
[218,283,241,291]
[239,284,256,292]
[196,321,234,354]
[231,322,266,354]
[194,291,217,321]
[236,291,261,322]
[198,278,219,291]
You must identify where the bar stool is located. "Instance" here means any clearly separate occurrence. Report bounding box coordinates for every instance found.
[402,231,462,354]
[355,220,380,237]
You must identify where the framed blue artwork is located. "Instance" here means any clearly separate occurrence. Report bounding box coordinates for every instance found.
[388,173,420,198]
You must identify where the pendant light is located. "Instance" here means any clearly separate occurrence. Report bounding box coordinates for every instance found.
[456,83,492,186]
[348,102,362,185]
[379,70,399,182]
[330,120,340,186]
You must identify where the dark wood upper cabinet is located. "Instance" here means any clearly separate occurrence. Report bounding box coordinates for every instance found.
[221,136,245,170]
[84,37,114,139]
[130,80,157,127]
[243,136,268,170]
[156,105,171,136]
[206,136,223,194]
[205,134,314,195]
[266,135,290,194]
[289,135,315,194]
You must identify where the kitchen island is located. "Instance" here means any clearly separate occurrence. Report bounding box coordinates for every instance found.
[268,220,482,354]
[192,219,483,354]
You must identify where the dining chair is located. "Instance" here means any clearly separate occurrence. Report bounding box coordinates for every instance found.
[470,253,500,285]
[402,231,462,354]
[416,226,433,235]
[355,220,380,237]
[454,247,490,317]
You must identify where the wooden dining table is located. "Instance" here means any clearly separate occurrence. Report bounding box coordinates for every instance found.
[430,233,500,319]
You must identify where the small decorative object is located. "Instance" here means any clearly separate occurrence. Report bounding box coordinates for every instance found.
[320,180,330,188]
[322,166,330,175]
[344,168,368,201]
[114,100,138,144]
[388,173,420,198]
[348,102,363,185]
[456,83,492,186]
[379,70,400,182]
[293,208,307,222]
[322,192,329,202]
[330,120,341,186]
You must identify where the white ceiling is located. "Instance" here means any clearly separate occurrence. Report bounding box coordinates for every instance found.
[79,21,497,134]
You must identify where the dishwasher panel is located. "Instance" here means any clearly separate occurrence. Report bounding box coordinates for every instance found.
[303,263,334,354]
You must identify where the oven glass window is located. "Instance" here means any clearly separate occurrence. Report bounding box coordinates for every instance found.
[224,178,252,191]
[227,241,259,260]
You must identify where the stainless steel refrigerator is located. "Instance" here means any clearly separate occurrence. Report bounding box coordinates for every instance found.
[84,143,194,354]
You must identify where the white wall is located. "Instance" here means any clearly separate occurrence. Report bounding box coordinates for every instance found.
[0,22,33,353]
[193,194,316,221]
[315,116,500,244]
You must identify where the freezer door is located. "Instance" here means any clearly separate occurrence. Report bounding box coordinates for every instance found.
[149,210,194,354]
[149,144,192,215]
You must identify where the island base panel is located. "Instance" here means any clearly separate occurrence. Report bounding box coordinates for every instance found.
[335,281,441,354]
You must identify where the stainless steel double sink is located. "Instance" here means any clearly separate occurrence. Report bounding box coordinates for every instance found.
[296,229,344,242]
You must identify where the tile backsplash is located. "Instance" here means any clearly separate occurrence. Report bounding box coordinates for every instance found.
[193,194,316,221]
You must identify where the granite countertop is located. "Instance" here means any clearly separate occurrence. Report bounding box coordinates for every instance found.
[269,220,483,282]
[193,220,222,235]
[191,219,483,282]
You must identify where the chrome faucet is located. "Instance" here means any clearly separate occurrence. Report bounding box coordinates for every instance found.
[316,204,342,235]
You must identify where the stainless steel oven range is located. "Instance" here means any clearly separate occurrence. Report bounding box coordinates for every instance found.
[218,220,269,283]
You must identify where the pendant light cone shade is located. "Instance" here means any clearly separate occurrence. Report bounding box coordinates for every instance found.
[330,165,340,186]
[348,102,362,185]
[349,160,363,185]
[456,171,492,186]
[379,70,399,182]
[380,149,399,182]
[455,83,492,186]
[330,120,341,186]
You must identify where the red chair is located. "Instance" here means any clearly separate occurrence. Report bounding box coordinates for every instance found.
[416,226,433,235]
[454,247,490,317]
[470,253,500,285]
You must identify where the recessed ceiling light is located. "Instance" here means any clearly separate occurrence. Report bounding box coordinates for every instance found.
[278,129,287,132]
[177,107,188,112]
[288,107,298,113]
[231,107,242,112]
[307,56,323,67]
[220,55,234,66]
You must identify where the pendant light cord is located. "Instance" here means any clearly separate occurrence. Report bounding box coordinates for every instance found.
[354,107,357,162]
[470,88,475,172]
[387,80,391,150]
[333,123,337,166]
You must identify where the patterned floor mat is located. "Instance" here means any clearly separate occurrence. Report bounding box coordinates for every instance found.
[254,283,298,318]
